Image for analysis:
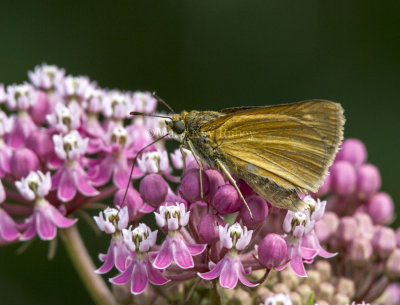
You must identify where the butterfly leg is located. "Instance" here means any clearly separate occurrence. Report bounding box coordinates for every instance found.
[187,140,204,201]
[180,145,187,175]
[215,159,253,219]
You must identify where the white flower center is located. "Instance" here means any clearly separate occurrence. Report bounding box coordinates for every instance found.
[63,133,79,152]
[293,211,307,227]
[111,126,127,146]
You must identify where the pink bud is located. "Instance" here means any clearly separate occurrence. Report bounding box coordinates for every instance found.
[385,249,400,280]
[236,179,255,197]
[197,214,224,244]
[240,195,268,229]
[205,169,225,199]
[371,226,396,260]
[335,138,367,166]
[336,217,358,244]
[114,188,143,221]
[28,90,50,124]
[179,168,210,202]
[10,147,39,179]
[330,161,356,196]
[314,211,339,244]
[349,237,372,267]
[212,184,241,214]
[367,192,394,225]
[139,174,168,208]
[258,233,288,268]
[26,129,54,159]
[356,164,381,200]
[353,212,374,240]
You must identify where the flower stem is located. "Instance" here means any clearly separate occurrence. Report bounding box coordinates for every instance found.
[60,225,118,305]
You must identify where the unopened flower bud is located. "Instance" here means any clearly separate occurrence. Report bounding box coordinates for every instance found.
[367,192,394,225]
[289,292,301,305]
[297,284,312,304]
[371,226,396,260]
[198,213,224,244]
[319,282,335,303]
[258,233,287,269]
[380,283,400,305]
[315,211,339,243]
[349,237,372,267]
[332,294,350,305]
[315,260,332,282]
[353,212,374,240]
[272,283,290,294]
[139,174,168,208]
[28,90,50,125]
[236,179,254,197]
[179,168,210,202]
[356,164,381,200]
[11,147,39,179]
[205,169,225,199]
[336,277,355,298]
[385,248,400,280]
[212,184,241,214]
[114,188,143,221]
[240,195,268,228]
[26,129,54,159]
[330,161,356,196]
[337,217,358,244]
[336,138,367,166]
[305,270,321,290]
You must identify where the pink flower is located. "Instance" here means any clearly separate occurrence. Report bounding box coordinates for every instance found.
[198,223,256,289]
[131,91,157,114]
[15,170,77,240]
[28,64,65,91]
[20,200,76,241]
[137,150,170,174]
[46,102,81,133]
[110,224,169,295]
[56,75,93,105]
[153,203,206,269]
[90,125,142,188]
[51,131,98,201]
[94,207,130,273]
[170,148,195,170]
[102,90,132,120]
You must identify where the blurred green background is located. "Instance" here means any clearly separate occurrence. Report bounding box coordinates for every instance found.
[0,1,399,304]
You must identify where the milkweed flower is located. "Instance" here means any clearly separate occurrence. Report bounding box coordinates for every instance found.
[110,223,169,295]
[153,203,206,269]
[198,223,257,289]
[16,171,76,240]
[94,206,130,273]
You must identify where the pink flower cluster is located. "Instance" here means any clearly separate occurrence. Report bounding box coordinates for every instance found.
[1,65,398,305]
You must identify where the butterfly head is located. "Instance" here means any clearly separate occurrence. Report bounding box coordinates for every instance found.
[166,111,188,143]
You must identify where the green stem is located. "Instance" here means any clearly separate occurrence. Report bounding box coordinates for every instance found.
[210,281,223,305]
[60,225,118,305]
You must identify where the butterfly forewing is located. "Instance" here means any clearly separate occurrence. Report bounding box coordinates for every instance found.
[201,100,344,196]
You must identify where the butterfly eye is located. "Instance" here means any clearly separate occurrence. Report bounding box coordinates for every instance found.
[172,120,185,134]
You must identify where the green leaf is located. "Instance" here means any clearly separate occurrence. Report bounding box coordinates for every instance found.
[306,291,315,305]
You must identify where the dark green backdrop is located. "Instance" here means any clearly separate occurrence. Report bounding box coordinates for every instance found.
[0,1,399,304]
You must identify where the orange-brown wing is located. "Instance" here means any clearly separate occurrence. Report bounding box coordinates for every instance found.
[202,100,344,193]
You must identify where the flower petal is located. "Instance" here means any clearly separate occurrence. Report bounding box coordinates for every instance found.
[0,209,19,241]
[238,265,258,287]
[153,237,173,269]
[73,167,99,196]
[146,260,169,285]
[19,219,36,241]
[91,158,113,186]
[58,170,76,202]
[172,237,194,269]
[219,259,239,289]
[47,204,77,228]
[198,259,225,280]
[186,243,206,256]
[290,255,307,277]
[130,262,149,295]
[109,261,132,284]
[36,207,57,240]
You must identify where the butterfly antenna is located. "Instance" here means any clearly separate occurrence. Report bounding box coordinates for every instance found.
[120,133,170,207]
[130,112,172,120]
[152,92,176,114]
